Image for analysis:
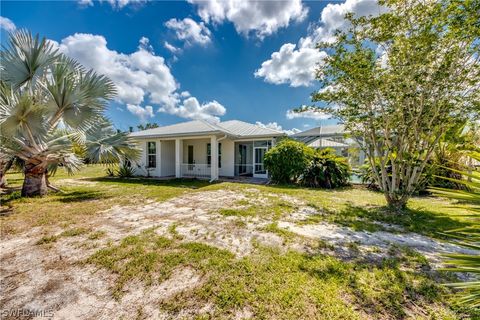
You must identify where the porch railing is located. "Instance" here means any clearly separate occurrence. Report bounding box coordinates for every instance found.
[180,163,211,179]
[234,164,254,176]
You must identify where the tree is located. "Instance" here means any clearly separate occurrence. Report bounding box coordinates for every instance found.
[137,123,159,131]
[0,30,140,197]
[306,0,480,210]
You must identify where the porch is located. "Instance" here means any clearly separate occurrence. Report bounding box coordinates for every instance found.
[171,137,273,180]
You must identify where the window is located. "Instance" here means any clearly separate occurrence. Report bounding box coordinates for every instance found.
[253,140,272,148]
[188,145,194,170]
[147,141,156,168]
[219,143,222,168]
[207,143,211,167]
[207,143,222,168]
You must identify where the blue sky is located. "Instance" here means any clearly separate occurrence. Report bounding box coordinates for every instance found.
[0,0,380,133]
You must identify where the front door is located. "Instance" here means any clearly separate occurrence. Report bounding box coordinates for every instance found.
[188,145,194,170]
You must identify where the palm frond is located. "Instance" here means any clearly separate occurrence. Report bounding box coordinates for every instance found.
[45,55,115,130]
[0,29,58,89]
[84,119,140,164]
[431,152,480,308]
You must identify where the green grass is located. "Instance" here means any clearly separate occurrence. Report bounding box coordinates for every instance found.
[87,229,468,319]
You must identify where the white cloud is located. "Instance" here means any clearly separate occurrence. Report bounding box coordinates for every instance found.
[286,106,332,121]
[78,0,148,9]
[138,36,153,52]
[78,0,93,6]
[0,16,16,32]
[254,42,327,87]
[164,41,181,54]
[165,18,211,46]
[255,121,300,136]
[55,33,227,121]
[126,104,154,121]
[188,0,308,39]
[311,0,384,45]
[57,34,179,107]
[159,97,226,122]
[256,0,384,87]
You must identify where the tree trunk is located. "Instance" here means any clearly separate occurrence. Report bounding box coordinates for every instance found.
[0,171,6,188]
[385,193,408,212]
[22,164,48,197]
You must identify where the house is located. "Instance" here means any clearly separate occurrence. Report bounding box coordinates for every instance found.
[128,120,285,180]
[291,124,366,166]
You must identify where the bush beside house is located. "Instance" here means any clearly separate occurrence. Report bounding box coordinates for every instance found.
[265,140,351,188]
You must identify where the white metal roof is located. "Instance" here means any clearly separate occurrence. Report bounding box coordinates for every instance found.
[217,120,283,137]
[308,138,349,148]
[292,124,346,137]
[129,119,284,139]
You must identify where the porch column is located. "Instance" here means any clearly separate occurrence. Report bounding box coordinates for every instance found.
[175,138,182,178]
[210,135,218,180]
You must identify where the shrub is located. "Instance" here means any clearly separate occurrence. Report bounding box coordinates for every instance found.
[105,167,115,177]
[264,139,314,184]
[301,148,351,188]
[116,164,135,178]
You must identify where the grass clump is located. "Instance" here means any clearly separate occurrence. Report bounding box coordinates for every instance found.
[61,227,90,237]
[262,222,296,243]
[36,235,59,245]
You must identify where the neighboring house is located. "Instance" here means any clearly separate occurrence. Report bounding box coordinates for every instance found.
[129,120,285,180]
[291,124,366,166]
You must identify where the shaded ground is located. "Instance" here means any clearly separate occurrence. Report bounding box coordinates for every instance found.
[1,167,478,319]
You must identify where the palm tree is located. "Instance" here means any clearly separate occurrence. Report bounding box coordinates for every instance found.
[0,30,139,197]
[430,152,480,309]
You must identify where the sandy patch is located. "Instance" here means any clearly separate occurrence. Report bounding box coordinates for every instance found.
[96,189,284,256]
[277,220,478,265]
[55,179,98,186]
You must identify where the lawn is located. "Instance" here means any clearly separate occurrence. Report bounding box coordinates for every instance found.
[1,165,478,319]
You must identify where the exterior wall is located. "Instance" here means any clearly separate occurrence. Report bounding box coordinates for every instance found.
[160,140,175,176]
[131,138,162,176]
[219,138,234,177]
[182,138,210,165]
[132,139,147,176]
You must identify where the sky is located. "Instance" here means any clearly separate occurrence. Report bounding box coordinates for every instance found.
[0,0,383,133]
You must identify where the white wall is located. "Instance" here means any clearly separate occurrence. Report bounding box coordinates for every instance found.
[131,138,161,176]
[161,140,175,176]
[132,139,147,176]
[219,138,234,177]
[182,138,210,164]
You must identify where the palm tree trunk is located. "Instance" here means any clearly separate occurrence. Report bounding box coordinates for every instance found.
[0,170,6,188]
[22,163,48,197]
